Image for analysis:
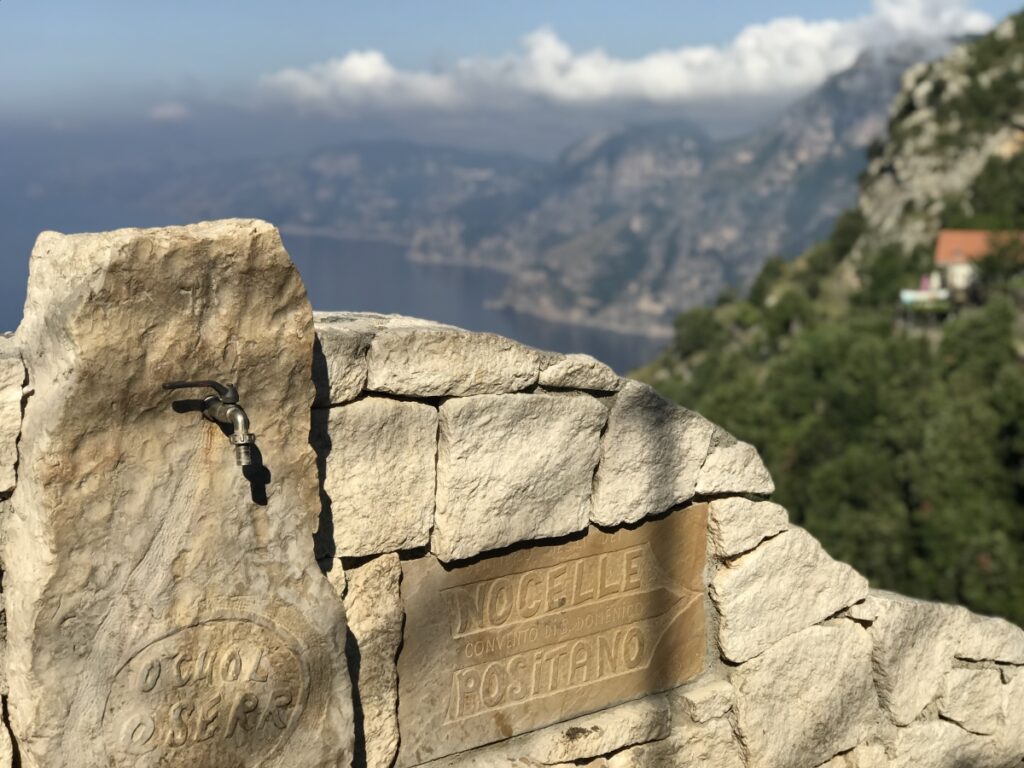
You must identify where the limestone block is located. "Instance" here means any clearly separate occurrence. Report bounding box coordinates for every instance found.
[539,354,621,392]
[707,497,788,558]
[433,393,606,562]
[320,396,437,557]
[5,221,353,768]
[732,622,878,768]
[367,318,541,397]
[891,719,1017,768]
[869,591,970,726]
[607,718,744,768]
[710,527,868,663]
[0,722,11,768]
[0,347,24,496]
[313,312,389,406]
[323,558,347,598]
[670,678,733,723]
[939,668,1006,735]
[417,697,669,768]
[592,382,716,527]
[956,614,1024,664]
[1002,673,1024,755]
[818,744,887,768]
[845,596,880,624]
[695,430,774,496]
[344,554,403,768]
[524,697,669,765]
[667,719,746,768]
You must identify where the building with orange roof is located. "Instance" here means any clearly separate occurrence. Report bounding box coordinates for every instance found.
[934,229,1024,292]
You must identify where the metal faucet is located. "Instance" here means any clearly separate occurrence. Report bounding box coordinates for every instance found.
[162,379,256,466]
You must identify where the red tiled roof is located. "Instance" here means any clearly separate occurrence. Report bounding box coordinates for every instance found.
[934,229,1024,265]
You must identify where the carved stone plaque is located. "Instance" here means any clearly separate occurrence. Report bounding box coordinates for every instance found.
[396,504,708,766]
[103,616,309,768]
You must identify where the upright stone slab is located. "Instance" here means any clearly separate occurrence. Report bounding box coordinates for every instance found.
[5,221,353,768]
[0,337,23,497]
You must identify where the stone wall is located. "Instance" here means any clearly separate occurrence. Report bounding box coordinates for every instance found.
[0,220,1021,768]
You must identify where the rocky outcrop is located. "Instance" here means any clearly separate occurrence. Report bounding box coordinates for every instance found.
[857,16,1024,257]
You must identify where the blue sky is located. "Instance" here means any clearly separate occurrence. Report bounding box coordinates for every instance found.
[2,0,1020,119]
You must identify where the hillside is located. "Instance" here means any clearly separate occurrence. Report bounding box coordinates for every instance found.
[637,13,1024,623]
[410,44,942,336]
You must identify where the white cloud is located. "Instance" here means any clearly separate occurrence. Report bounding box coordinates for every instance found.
[148,101,191,122]
[260,0,994,113]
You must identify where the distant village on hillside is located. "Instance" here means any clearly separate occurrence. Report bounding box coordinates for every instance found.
[900,229,1024,315]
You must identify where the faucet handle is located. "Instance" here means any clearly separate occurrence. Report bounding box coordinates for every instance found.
[162,379,240,405]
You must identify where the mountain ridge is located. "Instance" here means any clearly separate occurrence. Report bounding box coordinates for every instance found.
[635,12,1024,623]
[408,43,946,336]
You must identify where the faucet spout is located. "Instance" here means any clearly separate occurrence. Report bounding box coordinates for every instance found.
[163,379,257,468]
[226,404,255,467]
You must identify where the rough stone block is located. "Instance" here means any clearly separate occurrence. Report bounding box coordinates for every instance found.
[1002,672,1024,756]
[696,430,774,496]
[323,558,347,598]
[818,744,888,768]
[5,221,353,768]
[367,318,541,397]
[732,622,878,768]
[0,346,24,496]
[711,527,868,663]
[433,393,606,562]
[313,311,388,406]
[707,497,788,558]
[868,591,970,726]
[956,613,1024,664]
[607,718,744,768]
[845,596,880,623]
[539,353,621,392]
[0,723,10,768]
[592,381,715,527]
[417,696,670,767]
[891,719,1015,768]
[939,668,1006,735]
[670,678,734,723]
[320,396,437,557]
[344,554,403,768]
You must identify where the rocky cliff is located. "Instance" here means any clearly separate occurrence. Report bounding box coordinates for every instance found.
[410,45,941,336]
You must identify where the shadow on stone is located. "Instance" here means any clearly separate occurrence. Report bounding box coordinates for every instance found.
[242,445,271,506]
[310,338,336,561]
[346,628,368,768]
[312,335,332,407]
